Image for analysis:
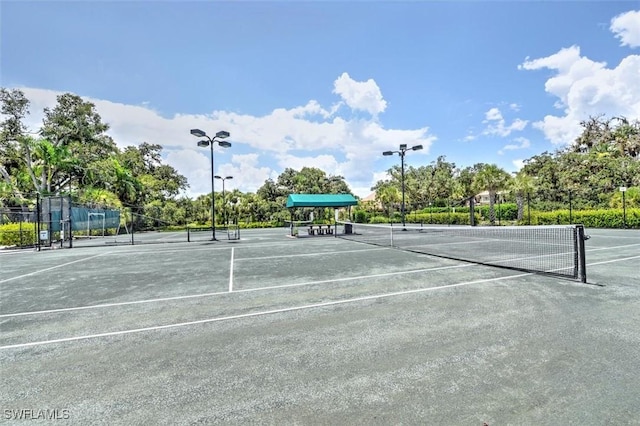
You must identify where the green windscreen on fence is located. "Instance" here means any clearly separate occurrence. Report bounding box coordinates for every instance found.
[43,207,120,232]
[71,207,120,231]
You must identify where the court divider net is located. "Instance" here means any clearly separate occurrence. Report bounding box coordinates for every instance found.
[335,221,587,282]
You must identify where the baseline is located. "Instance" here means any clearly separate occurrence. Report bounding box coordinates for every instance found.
[0,252,112,284]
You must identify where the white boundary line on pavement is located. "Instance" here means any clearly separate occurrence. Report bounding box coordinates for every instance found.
[0,272,531,350]
[0,263,473,318]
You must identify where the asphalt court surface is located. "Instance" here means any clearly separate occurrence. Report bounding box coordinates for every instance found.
[1,227,639,424]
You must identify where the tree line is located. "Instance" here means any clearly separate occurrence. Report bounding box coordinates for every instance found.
[370,115,639,224]
[0,88,352,227]
[2,88,639,228]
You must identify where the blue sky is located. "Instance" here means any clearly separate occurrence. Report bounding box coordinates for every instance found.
[2,1,639,197]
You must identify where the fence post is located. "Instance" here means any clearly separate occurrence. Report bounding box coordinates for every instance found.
[36,192,41,251]
[68,196,73,248]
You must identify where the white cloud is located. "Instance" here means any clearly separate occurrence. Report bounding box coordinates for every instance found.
[276,153,343,176]
[164,148,210,194]
[498,137,531,155]
[215,154,275,195]
[333,72,387,116]
[519,44,640,145]
[482,107,528,137]
[509,103,521,112]
[350,170,392,199]
[485,107,503,121]
[610,10,640,48]
[512,159,525,171]
[13,73,435,198]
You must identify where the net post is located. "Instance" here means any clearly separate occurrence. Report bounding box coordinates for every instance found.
[576,225,587,283]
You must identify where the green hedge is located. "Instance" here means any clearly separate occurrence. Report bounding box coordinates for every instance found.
[372,208,639,228]
[353,210,368,223]
[0,222,37,247]
[367,213,470,225]
[369,215,390,224]
[477,203,518,221]
[419,206,471,214]
[178,221,284,230]
[526,208,640,228]
[409,212,470,225]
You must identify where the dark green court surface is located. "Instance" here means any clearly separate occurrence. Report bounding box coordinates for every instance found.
[1,227,639,424]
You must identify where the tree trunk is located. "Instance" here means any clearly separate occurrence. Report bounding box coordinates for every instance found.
[489,190,496,225]
[516,193,524,221]
[0,164,27,205]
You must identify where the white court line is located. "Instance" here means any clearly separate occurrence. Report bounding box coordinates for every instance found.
[229,247,234,292]
[588,234,640,239]
[6,239,621,318]
[97,239,323,256]
[586,243,640,252]
[155,232,185,241]
[0,250,39,256]
[238,247,387,261]
[100,244,233,256]
[0,263,473,318]
[0,252,110,284]
[586,254,640,266]
[0,272,531,350]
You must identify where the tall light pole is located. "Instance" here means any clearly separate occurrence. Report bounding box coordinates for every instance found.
[383,143,423,229]
[214,175,233,226]
[191,129,231,240]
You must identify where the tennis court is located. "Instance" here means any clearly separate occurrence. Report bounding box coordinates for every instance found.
[1,226,639,424]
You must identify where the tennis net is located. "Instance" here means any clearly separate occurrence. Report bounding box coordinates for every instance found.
[336,222,588,282]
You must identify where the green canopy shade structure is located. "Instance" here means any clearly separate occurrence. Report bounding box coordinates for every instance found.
[286,194,358,208]
[286,194,358,237]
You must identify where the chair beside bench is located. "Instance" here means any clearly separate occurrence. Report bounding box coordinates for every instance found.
[307,224,334,236]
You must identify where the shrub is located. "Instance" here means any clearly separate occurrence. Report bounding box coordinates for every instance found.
[369,216,390,224]
[408,212,470,225]
[477,203,518,221]
[353,209,368,223]
[609,187,640,208]
[527,208,639,228]
[0,222,37,247]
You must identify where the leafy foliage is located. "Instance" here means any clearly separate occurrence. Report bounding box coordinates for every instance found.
[0,222,37,246]
[1,89,638,230]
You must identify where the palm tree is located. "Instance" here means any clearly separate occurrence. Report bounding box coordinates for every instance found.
[474,164,512,225]
[78,187,122,209]
[376,183,400,221]
[508,171,535,222]
[611,117,640,159]
[110,158,140,206]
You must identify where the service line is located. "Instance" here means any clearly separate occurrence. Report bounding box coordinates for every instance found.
[0,272,531,350]
[0,263,473,318]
